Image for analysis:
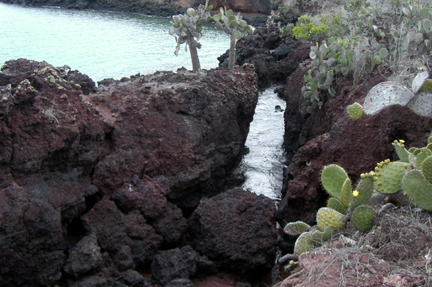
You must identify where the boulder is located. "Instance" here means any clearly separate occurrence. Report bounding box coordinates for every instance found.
[151,246,198,285]
[89,66,258,209]
[81,200,163,265]
[188,188,277,277]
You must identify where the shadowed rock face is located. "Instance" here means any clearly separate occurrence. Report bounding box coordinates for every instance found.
[188,188,278,278]
[0,59,267,286]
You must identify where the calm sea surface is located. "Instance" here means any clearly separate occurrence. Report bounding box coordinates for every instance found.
[0,3,229,81]
[0,3,284,199]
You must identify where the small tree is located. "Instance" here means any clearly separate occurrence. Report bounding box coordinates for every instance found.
[169,0,213,72]
[213,8,254,70]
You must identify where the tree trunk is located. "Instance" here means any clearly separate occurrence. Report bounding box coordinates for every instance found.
[188,36,201,72]
[228,32,237,70]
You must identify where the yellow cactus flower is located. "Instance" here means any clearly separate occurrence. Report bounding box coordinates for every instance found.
[399,139,405,144]
[353,190,359,197]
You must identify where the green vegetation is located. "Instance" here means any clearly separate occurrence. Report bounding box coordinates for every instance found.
[212,8,253,70]
[282,133,432,261]
[169,0,213,72]
[275,0,432,113]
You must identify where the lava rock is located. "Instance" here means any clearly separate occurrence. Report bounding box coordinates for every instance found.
[188,188,278,277]
[63,233,104,278]
[81,200,162,265]
[151,246,198,286]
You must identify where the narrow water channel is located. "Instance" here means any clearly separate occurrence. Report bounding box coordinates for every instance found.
[237,87,286,201]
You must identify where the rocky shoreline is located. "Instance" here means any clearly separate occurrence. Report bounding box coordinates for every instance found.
[2,2,432,286]
[0,59,281,286]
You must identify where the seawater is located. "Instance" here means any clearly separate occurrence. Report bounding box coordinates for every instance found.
[0,3,229,81]
[238,87,286,201]
[0,3,285,199]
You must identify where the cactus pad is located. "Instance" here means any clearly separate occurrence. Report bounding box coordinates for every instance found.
[416,148,432,170]
[402,170,432,211]
[321,164,349,198]
[394,143,409,163]
[284,221,311,236]
[317,207,346,231]
[412,71,429,94]
[340,177,352,208]
[311,227,334,244]
[406,92,432,118]
[352,206,375,232]
[351,177,374,210]
[347,102,364,120]
[294,232,313,255]
[374,161,407,194]
[421,155,432,184]
[363,81,415,116]
[327,197,348,215]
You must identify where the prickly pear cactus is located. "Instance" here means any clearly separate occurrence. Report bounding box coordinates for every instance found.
[347,102,364,120]
[351,177,374,210]
[340,177,352,208]
[327,197,347,215]
[406,91,432,118]
[363,81,415,116]
[284,221,311,236]
[317,207,346,231]
[421,155,432,184]
[294,232,313,255]
[412,71,429,94]
[374,160,409,194]
[352,206,375,232]
[392,140,409,163]
[321,164,349,198]
[311,226,334,244]
[416,148,432,170]
[402,169,432,211]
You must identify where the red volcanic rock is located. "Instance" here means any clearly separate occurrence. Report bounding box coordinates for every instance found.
[208,0,271,14]
[89,66,258,209]
[278,62,432,225]
[81,200,162,265]
[188,188,278,277]
[0,59,104,286]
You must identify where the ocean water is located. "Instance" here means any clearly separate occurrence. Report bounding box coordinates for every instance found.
[0,3,285,199]
[0,3,229,81]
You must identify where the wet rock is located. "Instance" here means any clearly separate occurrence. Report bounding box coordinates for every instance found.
[81,200,162,265]
[63,233,104,278]
[150,246,198,286]
[188,188,277,277]
[89,66,258,209]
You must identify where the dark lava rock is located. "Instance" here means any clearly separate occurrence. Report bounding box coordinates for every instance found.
[81,200,163,265]
[150,202,188,246]
[112,174,168,220]
[165,278,195,287]
[218,21,309,88]
[63,233,104,278]
[88,66,258,209]
[151,246,198,286]
[188,188,278,277]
